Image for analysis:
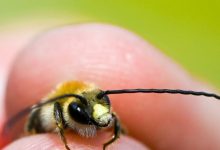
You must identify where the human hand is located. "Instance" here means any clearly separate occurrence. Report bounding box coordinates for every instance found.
[1,24,220,150]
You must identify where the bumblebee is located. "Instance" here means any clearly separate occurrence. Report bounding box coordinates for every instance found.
[3,81,220,150]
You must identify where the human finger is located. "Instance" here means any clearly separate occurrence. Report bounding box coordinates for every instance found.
[4,133,148,150]
[3,23,220,149]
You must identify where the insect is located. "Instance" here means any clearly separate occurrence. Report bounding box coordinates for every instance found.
[3,81,220,150]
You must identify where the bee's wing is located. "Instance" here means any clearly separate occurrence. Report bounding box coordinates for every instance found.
[2,99,53,136]
[2,106,32,136]
[2,94,86,136]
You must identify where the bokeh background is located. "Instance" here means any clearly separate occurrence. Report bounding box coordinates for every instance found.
[0,1,219,118]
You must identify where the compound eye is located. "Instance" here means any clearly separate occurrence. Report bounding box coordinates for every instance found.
[68,102,90,124]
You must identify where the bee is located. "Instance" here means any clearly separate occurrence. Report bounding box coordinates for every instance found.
[3,81,220,150]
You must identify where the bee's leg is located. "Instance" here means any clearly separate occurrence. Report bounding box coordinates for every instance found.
[103,113,121,150]
[54,102,70,150]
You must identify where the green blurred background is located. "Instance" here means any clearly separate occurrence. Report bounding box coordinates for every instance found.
[0,0,219,87]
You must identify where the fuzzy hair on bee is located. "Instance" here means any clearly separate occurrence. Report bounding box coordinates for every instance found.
[3,81,220,150]
[28,82,111,137]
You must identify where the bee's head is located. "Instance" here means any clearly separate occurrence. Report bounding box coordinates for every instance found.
[68,90,112,127]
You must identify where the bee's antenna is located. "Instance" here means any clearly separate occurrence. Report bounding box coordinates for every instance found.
[97,89,220,100]
[2,94,87,136]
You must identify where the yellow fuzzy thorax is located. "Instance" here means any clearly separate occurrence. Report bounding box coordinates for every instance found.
[45,81,98,100]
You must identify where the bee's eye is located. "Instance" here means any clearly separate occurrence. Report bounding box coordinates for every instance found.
[68,102,90,124]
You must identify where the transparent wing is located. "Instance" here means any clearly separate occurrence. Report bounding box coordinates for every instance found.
[2,94,87,136]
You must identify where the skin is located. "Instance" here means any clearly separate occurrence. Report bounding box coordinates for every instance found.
[1,23,220,150]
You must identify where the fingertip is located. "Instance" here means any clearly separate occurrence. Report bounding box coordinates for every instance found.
[4,23,196,147]
[6,23,190,117]
[5,23,219,149]
[3,134,148,150]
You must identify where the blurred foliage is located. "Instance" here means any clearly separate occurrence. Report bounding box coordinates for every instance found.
[0,0,219,87]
